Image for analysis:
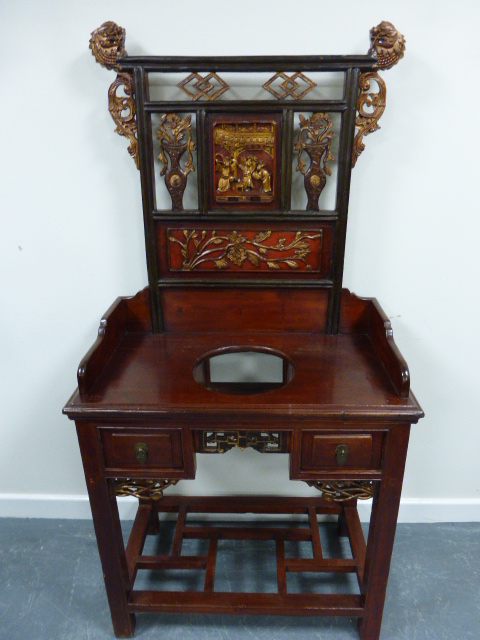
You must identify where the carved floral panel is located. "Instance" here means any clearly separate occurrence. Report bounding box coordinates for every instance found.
[167,229,324,273]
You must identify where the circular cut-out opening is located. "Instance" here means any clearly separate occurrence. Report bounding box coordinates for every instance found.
[193,346,295,395]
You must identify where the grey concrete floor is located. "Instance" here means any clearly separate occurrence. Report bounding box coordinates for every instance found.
[0,518,479,639]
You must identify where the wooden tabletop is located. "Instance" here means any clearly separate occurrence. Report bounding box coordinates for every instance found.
[64,331,423,422]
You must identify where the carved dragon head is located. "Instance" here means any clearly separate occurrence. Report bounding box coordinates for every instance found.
[89,21,126,71]
[369,21,406,70]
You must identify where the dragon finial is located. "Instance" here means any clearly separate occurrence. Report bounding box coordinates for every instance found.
[369,21,406,70]
[89,21,126,71]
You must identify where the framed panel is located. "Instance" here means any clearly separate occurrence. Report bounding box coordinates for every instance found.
[206,112,282,211]
[156,222,334,280]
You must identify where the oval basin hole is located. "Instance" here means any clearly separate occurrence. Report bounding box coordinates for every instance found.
[193,348,295,395]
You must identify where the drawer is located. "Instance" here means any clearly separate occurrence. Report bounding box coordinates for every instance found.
[300,432,382,471]
[101,428,185,472]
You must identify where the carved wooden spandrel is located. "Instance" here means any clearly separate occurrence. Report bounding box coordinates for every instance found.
[352,73,386,167]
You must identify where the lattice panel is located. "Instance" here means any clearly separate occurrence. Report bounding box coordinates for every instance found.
[123,496,367,615]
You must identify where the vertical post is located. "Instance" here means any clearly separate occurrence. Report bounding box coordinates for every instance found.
[281,108,294,212]
[76,422,136,637]
[197,108,208,213]
[358,424,411,640]
[327,67,360,333]
[133,66,163,333]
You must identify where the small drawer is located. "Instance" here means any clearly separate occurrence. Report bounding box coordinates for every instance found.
[300,433,379,470]
[101,429,184,472]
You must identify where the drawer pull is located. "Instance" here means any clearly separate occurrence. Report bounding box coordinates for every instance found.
[335,444,349,465]
[134,442,148,463]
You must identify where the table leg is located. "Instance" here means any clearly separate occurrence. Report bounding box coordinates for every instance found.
[76,422,136,638]
[142,499,160,535]
[358,424,410,640]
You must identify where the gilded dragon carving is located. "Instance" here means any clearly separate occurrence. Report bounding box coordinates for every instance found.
[89,21,126,71]
[89,22,139,168]
[352,21,406,167]
[369,21,406,70]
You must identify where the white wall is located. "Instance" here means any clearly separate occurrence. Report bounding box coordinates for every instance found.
[1,0,479,521]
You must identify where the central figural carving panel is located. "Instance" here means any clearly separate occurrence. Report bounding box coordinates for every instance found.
[208,113,281,210]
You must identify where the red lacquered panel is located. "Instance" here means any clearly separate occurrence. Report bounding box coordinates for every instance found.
[157,223,333,279]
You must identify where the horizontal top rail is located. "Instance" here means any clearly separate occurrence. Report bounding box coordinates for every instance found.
[119,55,377,73]
[144,101,348,112]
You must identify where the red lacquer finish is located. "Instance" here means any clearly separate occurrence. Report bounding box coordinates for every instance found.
[69,23,421,640]
[65,287,423,640]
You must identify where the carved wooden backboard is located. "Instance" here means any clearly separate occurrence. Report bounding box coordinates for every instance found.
[89,21,405,333]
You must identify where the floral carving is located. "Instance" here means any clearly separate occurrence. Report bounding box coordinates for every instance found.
[157,114,195,211]
[168,229,322,272]
[294,113,334,211]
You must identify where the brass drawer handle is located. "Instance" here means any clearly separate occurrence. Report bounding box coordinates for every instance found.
[134,442,148,463]
[335,444,349,465]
